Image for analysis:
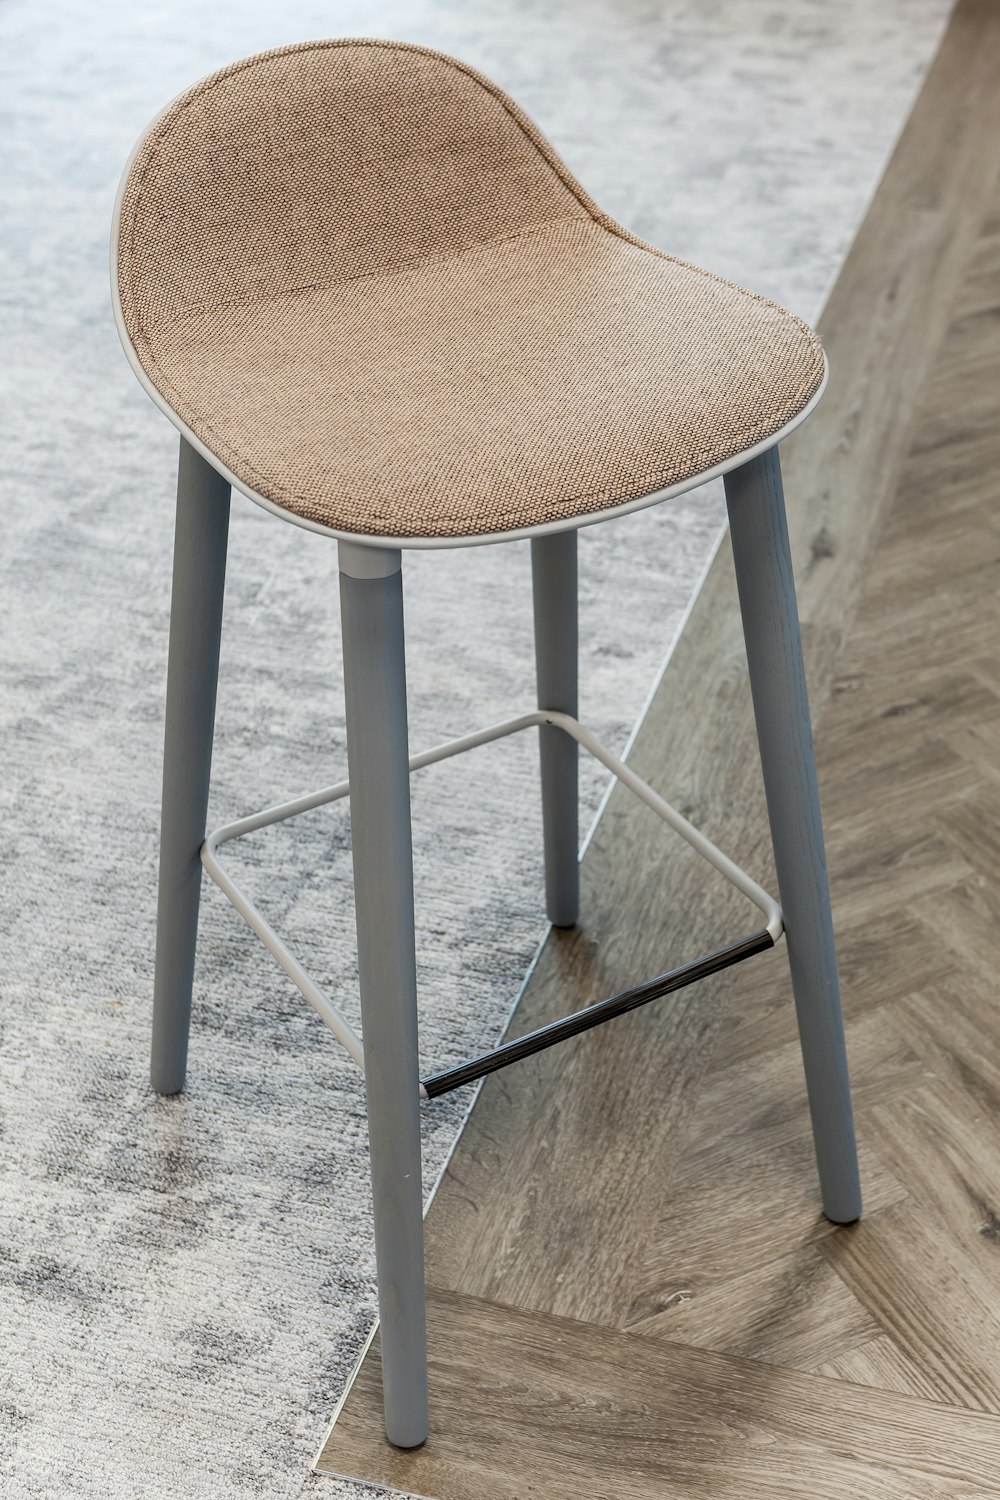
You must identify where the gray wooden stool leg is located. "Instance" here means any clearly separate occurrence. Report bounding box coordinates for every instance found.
[151,438,230,1095]
[531,530,579,927]
[724,448,862,1225]
[338,541,428,1450]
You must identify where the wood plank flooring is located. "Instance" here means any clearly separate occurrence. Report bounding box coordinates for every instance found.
[317,0,1000,1491]
[327,1291,1000,1500]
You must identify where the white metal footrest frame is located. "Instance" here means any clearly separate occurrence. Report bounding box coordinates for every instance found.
[201,710,783,1099]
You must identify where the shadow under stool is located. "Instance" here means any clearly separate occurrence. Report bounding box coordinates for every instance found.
[112,38,862,1452]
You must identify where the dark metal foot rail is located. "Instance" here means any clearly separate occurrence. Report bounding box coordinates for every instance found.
[421,928,774,1098]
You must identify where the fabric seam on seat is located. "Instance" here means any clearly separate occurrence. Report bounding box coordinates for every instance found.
[132,211,821,367]
[135,215,590,338]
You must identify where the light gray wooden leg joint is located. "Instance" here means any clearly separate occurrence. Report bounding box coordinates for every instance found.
[151,437,230,1096]
[531,530,579,927]
[339,541,429,1449]
[724,447,862,1225]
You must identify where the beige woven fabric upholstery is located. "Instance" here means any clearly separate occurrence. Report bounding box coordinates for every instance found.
[116,39,825,542]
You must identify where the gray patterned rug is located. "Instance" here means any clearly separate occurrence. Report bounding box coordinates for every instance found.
[0,0,952,1495]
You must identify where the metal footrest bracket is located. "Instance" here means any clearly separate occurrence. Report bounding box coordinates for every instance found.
[201,710,783,1098]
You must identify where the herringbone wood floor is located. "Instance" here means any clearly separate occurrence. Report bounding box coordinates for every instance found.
[317,1,1000,1492]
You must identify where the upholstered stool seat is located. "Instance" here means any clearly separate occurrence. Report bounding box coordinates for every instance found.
[113,36,860,1456]
[115,38,823,542]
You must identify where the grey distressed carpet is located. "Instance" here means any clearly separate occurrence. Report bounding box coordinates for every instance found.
[0,0,952,1495]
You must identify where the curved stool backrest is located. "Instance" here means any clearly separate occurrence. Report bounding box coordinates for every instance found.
[114,39,601,376]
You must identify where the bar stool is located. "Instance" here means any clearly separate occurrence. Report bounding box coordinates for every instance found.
[112,39,861,1451]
